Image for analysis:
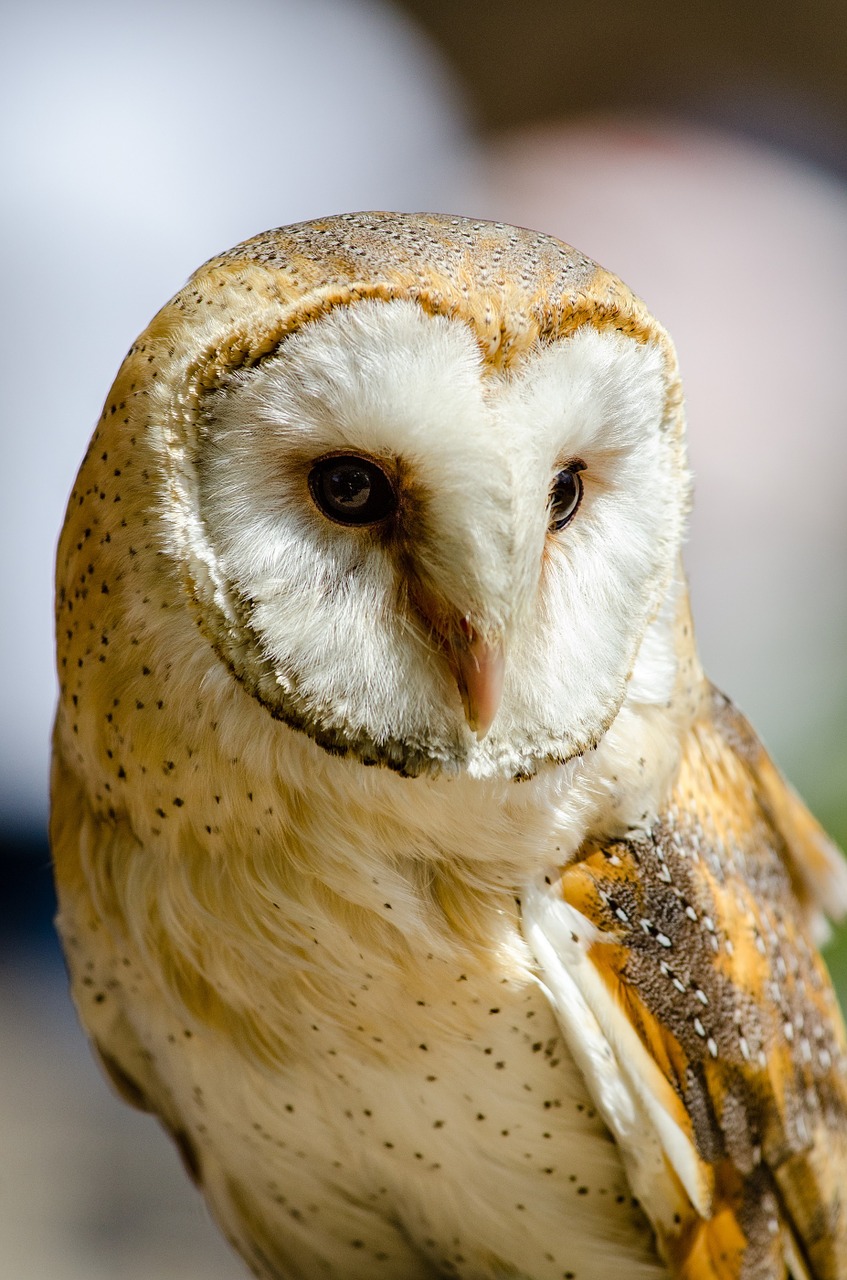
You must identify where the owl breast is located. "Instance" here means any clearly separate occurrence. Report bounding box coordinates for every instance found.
[71,885,665,1280]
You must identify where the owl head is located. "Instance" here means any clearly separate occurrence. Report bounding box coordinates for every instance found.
[105,214,689,781]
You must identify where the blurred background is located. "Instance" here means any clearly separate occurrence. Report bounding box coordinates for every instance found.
[2,1,845,1275]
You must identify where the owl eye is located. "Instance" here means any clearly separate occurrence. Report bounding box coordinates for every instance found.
[548,462,586,532]
[308,454,397,526]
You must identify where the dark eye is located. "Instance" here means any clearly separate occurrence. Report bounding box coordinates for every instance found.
[549,462,585,531]
[308,454,397,526]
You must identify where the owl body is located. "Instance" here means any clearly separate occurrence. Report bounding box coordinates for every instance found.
[53,214,847,1278]
[57,773,665,1279]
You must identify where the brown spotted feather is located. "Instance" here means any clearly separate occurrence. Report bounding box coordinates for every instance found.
[554,688,847,1278]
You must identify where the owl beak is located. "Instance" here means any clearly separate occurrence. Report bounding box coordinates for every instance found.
[452,621,505,740]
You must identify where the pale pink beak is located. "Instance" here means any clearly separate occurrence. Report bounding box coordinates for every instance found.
[451,620,505,739]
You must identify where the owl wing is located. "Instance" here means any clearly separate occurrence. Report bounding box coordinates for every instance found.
[50,748,205,1187]
[523,688,847,1280]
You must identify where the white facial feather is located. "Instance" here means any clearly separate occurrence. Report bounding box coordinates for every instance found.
[192,299,686,780]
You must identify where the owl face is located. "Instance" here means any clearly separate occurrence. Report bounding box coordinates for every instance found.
[182,295,686,780]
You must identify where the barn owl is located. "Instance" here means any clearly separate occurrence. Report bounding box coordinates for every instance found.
[52,212,847,1280]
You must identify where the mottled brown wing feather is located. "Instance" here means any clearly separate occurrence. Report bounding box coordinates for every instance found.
[555,689,847,1279]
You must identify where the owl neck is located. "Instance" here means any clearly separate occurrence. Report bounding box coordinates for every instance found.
[236,568,705,928]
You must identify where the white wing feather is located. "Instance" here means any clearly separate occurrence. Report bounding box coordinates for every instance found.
[522,876,710,1235]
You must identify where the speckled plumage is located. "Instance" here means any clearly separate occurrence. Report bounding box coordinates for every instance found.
[52,213,847,1279]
